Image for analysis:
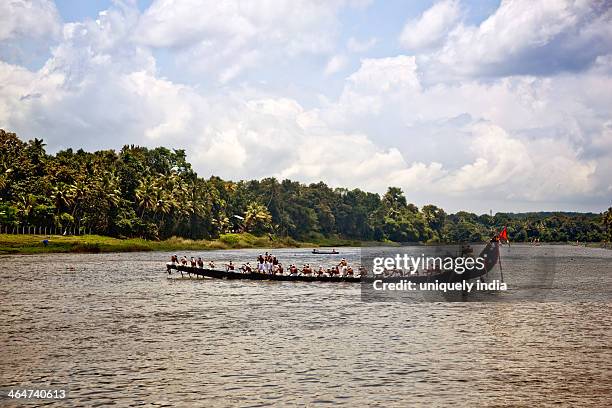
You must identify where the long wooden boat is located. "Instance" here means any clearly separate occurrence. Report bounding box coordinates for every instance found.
[167,265,361,282]
[166,240,501,284]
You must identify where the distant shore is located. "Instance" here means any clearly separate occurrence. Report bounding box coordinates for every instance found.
[0,233,370,255]
[1,233,609,255]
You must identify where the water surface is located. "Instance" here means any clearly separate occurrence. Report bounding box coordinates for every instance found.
[1,245,611,406]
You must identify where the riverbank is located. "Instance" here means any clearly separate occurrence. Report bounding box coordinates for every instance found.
[3,233,608,255]
[0,233,367,254]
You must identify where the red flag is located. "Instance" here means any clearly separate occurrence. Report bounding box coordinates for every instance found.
[498,226,509,243]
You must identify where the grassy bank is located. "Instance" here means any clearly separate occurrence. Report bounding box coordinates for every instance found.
[0,233,364,255]
[2,233,607,255]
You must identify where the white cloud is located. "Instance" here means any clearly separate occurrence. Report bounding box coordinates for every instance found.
[134,0,363,82]
[442,122,597,200]
[419,0,612,81]
[347,55,420,92]
[0,0,61,41]
[324,54,348,76]
[399,0,460,51]
[347,36,377,53]
[0,0,62,66]
[318,54,612,208]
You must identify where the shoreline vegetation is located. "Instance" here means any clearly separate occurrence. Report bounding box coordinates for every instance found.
[1,233,609,255]
[2,130,612,249]
[0,233,376,255]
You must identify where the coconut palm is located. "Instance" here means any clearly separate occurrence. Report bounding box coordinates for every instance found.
[51,183,75,214]
[135,178,157,216]
[14,193,37,221]
[243,202,273,234]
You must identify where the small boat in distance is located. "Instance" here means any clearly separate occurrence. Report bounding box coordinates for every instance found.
[312,248,339,254]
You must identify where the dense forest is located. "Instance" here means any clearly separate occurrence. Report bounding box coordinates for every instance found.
[1,130,611,243]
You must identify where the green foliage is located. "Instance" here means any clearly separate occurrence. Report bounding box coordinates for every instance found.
[603,207,612,241]
[0,129,607,244]
[219,233,241,245]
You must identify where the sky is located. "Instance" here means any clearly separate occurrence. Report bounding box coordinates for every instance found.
[1,0,611,214]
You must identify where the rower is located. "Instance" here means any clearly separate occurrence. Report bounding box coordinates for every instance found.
[302,264,313,275]
[264,258,271,273]
[316,266,325,276]
[208,261,215,269]
[181,256,188,266]
[190,257,197,267]
[197,257,204,268]
[170,254,178,264]
[226,261,235,271]
[257,254,265,273]
[346,266,354,276]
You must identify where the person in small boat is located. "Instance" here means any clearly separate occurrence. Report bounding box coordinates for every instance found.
[226,261,235,271]
[197,257,204,268]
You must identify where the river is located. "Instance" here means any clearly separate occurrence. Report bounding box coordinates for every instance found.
[1,245,611,406]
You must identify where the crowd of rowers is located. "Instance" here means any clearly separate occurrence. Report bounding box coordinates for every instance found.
[169,252,365,277]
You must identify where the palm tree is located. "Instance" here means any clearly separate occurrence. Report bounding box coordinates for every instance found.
[99,172,121,208]
[51,183,75,214]
[135,178,157,216]
[243,202,273,234]
[15,193,37,223]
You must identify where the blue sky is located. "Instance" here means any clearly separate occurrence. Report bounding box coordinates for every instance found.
[1,0,611,213]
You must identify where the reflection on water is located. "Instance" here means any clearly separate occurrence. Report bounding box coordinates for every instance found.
[0,245,611,406]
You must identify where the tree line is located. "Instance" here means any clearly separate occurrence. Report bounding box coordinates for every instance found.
[1,129,611,243]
